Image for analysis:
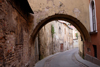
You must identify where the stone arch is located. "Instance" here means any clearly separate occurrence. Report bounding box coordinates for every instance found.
[31,14,90,43]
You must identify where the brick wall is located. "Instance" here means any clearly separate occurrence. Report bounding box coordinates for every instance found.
[0,0,37,67]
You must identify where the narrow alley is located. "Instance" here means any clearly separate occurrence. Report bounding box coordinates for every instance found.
[1,0,100,67]
[35,48,99,67]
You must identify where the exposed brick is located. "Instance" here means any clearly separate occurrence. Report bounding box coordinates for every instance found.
[0,56,3,60]
[0,1,2,3]
[0,0,3,3]
[0,0,35,67]
[0,60,3,64]
[0,37,4,40]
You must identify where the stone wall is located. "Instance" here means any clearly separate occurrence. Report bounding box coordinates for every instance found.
[0,0,37,67]
[38,22,52,59]
[85,54,100,66]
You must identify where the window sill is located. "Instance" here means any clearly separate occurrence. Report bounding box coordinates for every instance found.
[89,31,98,35]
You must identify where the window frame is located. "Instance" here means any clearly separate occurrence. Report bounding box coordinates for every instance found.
[89,0,97,33]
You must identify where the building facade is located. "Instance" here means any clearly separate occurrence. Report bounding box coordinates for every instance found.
[84,0,100,66]
[37,20,73,59]
[1,0,100,67]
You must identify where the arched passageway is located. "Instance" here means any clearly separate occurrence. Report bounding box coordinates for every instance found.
[31,14,90,43]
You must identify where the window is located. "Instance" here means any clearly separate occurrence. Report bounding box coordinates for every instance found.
[59,27,61,34]
[89,0,97,32]
[87,48,91,52]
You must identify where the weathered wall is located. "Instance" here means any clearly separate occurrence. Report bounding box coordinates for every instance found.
[38,21,73,59]
[63,23,73,50]
[0,0,36,67]
[78,32,84,58]
[38,22,52,59]
[28,0,90,32]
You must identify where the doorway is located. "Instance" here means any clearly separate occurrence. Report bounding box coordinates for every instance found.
[93,45,97,58]
[60,43,63,52]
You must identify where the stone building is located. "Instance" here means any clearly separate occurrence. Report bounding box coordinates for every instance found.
[72,26,79,48]
[62,22,73,50]
[37,20,73,59]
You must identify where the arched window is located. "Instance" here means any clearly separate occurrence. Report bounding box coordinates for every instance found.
[89,0,97,33]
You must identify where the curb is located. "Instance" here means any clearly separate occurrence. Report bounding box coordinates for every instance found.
[75,51,100,67]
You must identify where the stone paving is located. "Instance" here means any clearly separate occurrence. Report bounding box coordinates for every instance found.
[35,48,99,67]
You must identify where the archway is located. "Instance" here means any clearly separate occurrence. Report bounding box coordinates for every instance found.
[31,14,90,43]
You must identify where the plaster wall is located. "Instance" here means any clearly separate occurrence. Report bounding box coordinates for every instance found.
[28,0,90,32]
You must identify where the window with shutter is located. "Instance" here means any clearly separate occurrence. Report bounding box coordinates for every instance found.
[89,0,97,33]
